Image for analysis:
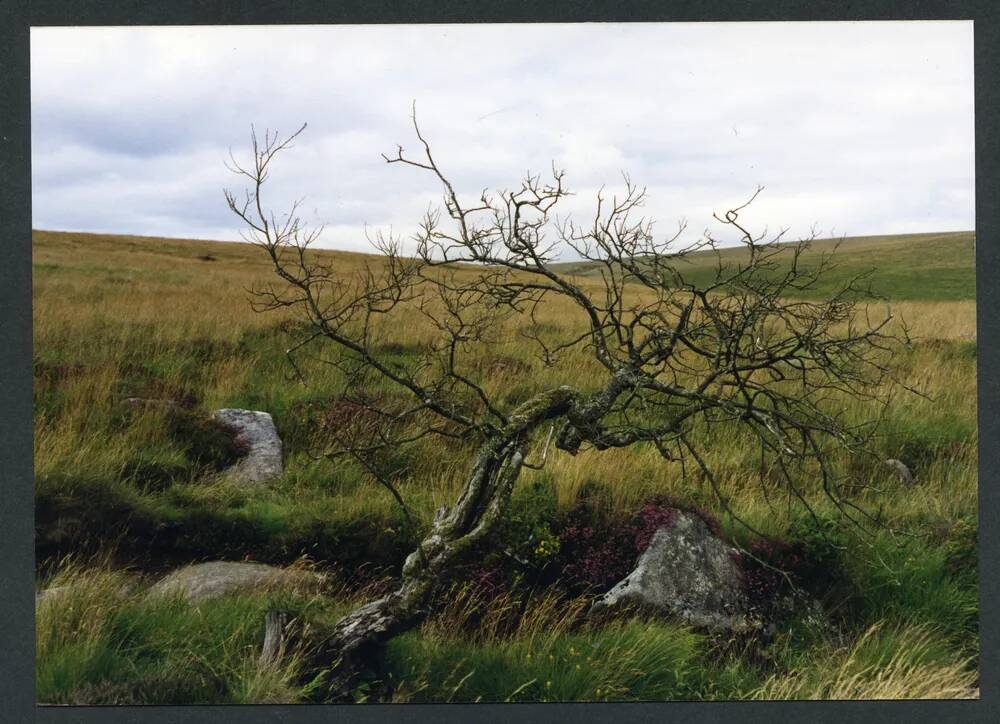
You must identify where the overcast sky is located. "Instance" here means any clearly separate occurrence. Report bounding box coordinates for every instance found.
[31,22,974,255]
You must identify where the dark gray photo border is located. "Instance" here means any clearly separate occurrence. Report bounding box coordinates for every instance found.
[2,2,996,722]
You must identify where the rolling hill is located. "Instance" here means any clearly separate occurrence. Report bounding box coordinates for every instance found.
[32,228,976,302]
[550,230,976,301]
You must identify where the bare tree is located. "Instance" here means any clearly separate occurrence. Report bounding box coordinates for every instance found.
[225,114,903,697]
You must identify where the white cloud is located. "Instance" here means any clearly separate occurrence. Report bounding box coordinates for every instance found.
[30,21,974,254]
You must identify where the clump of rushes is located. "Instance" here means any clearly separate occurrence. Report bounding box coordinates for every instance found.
[384,613,703,703]
[751,622,977,700]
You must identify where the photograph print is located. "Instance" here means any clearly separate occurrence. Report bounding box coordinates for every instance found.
[31,21,977,704]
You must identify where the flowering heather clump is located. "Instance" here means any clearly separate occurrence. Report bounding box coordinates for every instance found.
[469,560,511,600]
[556,518,638,592]
[738,537,808,610]
[555,500,699,593]
[642,494,723,538]
[490,489,734,598]
[632,504,676,551]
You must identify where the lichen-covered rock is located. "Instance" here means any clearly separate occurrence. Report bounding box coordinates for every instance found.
[36,581,135,608]
[147,561,320,603]
[212,408,283,484]
[593,510,755,633]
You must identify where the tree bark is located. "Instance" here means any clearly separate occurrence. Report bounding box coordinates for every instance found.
[316,387,577,699]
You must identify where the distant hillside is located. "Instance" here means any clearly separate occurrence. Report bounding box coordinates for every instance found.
[32,229,976,302]
[551,231,976,302]
[31,229,379,270]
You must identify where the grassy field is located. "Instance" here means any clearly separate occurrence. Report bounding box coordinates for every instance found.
[33,228,978,703]
[552,230,976,302]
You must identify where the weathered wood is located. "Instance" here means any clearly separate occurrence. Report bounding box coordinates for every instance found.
[259,610,289,668]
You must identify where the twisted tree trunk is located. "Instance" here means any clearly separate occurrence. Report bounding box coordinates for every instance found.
[318,387,578,698]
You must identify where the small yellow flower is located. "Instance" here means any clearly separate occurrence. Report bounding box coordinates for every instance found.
[545,680,552,688]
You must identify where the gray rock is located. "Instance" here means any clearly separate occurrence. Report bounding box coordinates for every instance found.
[885,458,915,486]
[212,408,283,484]
[36,581,135,607]
[124,397,178,409]
[147,561,320,603]
[594,510,756,633]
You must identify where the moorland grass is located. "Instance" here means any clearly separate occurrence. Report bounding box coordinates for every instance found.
[35,557,351,704]
[551,230,976,302]
[32,229,978,702]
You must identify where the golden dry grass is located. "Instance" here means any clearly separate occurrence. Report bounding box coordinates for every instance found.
[33,228,978,526]
[751,623,978,700]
